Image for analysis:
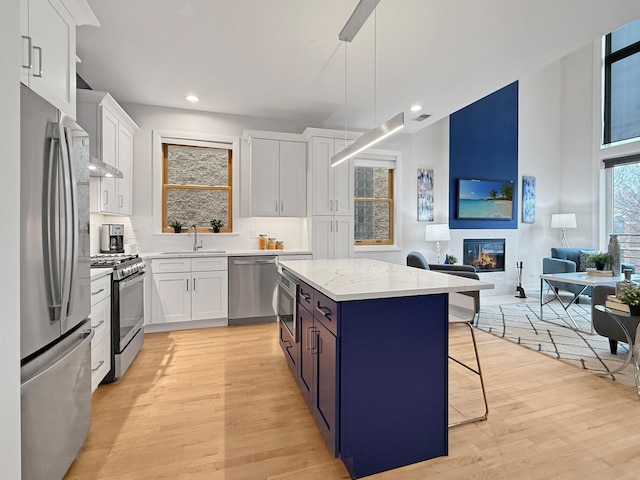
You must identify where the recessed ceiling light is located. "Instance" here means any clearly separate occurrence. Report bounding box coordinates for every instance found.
[410,104,422,112]
[186,95,199,103]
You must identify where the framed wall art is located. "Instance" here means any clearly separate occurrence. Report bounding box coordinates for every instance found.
[417,168,434,221]
[521,175,536,223]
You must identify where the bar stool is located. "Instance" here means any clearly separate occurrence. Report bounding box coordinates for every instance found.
[448,291,489,427]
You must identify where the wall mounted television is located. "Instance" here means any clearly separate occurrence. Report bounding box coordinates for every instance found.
[457,178,514,220]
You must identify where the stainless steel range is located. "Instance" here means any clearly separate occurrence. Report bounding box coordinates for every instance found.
[91,254,146,382]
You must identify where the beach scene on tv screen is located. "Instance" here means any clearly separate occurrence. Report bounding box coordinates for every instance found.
[458,179,513,219]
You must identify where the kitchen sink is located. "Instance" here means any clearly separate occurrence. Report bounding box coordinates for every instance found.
[160,250,226,255]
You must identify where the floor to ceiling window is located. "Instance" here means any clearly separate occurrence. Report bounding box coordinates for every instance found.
[603,17,640,266]
[603,18,640,145]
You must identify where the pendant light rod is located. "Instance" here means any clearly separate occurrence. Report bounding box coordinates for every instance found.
[339,0,381,42]
[330,111,404,167]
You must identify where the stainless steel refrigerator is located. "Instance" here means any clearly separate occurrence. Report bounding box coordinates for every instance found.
[20,84,94,480]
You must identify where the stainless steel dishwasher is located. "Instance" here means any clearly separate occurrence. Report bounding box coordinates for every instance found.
[228,256,278,325]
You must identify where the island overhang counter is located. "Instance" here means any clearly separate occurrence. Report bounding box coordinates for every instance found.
[278,258,494,479]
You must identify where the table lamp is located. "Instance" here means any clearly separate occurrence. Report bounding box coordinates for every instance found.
[425,224,450,263]
[551,213,576,247]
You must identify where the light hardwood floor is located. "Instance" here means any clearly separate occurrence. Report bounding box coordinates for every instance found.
[65,320,640,480]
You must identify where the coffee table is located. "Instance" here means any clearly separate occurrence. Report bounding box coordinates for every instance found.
[539,271,624,333]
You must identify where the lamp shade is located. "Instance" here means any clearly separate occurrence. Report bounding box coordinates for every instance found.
[551,213,577,229]
[425,224,450,242]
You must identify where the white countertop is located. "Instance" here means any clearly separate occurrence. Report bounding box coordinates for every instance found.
[141,249,312,259]
[279,259,494,302]
[90,268,112,281]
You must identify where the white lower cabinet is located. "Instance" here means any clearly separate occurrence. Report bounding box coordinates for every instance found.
[311,216,353,260]
[150,257,228,325]
[90,274,111,393]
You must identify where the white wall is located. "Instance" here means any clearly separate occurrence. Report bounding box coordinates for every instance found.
[118,41,603,296]
[1,0,23,477]
[118,103,315,253]
[353,42,600,296]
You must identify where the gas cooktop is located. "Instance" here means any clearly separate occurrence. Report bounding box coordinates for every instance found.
[90,253,140,267]
[91,254,146,281]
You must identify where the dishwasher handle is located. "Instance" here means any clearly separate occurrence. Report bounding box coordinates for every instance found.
[230,258,277,265]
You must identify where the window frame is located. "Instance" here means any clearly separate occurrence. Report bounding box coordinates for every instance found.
[161,143,233,233]
[152,130,240,235]
[354,165,395,246]
[352,150,402,251]
[603,21,640,145]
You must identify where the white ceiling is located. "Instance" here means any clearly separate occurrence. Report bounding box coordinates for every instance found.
[77,0,640,134]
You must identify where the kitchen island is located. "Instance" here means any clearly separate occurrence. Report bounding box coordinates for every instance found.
[278,258,493,479]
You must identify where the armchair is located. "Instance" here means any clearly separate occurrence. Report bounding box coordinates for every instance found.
[543,248,636,303]
[592,285,640,355]
[542,248,596,302]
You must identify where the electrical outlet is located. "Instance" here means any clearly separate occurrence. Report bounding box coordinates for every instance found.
[250,229,259,238]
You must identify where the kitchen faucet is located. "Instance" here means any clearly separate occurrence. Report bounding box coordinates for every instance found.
[189,224,202,251]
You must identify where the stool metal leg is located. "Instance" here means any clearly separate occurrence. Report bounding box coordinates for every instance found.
[448,322,489,428]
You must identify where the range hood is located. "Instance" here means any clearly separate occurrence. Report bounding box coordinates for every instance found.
[89,157,123,178]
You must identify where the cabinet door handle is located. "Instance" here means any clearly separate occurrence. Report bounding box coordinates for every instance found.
[119,195,123,208]
[335,221,339,232]
[330,199,333,211]
[335,200,339,211]
[103,190,108,205]
[21,35,32,68]
[306,326,313,350]
[91,360,105,372]
[315,331,322,355]
[193,278,196,291]
[186,278,189,291]
[301,291,311,302]
[33,45,43,77]
[91,320,105,329]
[330,221,333,232]
[316,304,332,320]
[91,288,105,296]
[280,200,283,212]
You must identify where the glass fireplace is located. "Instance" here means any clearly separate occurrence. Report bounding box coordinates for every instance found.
[463,238,505,272]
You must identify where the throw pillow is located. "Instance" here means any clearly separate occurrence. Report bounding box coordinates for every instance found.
[579,250,596,271]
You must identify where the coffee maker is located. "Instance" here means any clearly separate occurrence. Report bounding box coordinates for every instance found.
[100,224,125,253]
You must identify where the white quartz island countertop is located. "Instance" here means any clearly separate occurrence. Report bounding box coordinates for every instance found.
[279,258,494,302]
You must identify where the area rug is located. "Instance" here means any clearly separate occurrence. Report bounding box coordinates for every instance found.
[476,302,637,389]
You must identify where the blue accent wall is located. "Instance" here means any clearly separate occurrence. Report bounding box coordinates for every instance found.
[449,81,518,229]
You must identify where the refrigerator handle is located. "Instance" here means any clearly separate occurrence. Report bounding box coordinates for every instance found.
[60,126,78,318]
[44,132,63,321]
[54,124,72,320]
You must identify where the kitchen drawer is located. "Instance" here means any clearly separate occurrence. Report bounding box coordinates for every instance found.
[90,335,110,393]
[314,290,338,336]
[298,280,314,313]
[90,275,111,306]
[151,257,191,273]
[192,256,228,272]
[279,322,297,377]
[90,296,111,344]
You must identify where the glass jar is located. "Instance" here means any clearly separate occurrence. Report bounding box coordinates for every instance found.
[258,234,268,250]
[267,237,276,250]
[276,240,284,250]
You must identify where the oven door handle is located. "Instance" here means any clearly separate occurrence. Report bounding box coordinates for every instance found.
[119,271,146,290]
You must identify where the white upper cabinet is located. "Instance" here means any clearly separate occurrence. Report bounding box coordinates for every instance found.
[246,132,307,217]
[310,137,354,217]
[77,90,139,215]
[20,0,99,119]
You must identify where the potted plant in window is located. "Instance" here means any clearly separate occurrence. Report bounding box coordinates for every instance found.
[447,255,458,265]
[617,283,640,316]
[210,219,223,233]
[588,252,614,271]
[168,220,184,233]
